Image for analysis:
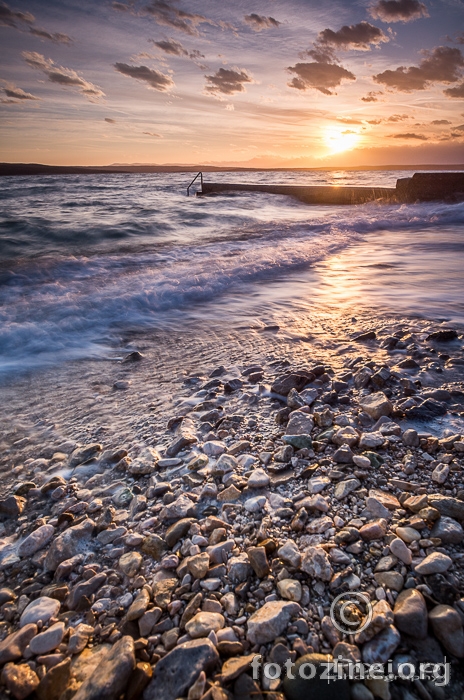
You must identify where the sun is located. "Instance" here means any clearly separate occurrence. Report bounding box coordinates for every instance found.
[324,127,361,154]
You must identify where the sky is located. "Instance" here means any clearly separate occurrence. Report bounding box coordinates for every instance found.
[1,0,464,166]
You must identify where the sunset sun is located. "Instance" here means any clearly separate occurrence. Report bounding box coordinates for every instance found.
[324,127,361,154]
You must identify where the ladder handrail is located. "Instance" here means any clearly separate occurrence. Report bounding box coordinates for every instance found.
[187,171,203,196]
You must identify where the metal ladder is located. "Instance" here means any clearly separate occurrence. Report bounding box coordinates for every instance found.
[187,171,203,196]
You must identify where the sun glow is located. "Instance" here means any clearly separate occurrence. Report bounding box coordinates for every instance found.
[324,127,361,154]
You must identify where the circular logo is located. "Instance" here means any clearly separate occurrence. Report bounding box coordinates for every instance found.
[330,592,373,636]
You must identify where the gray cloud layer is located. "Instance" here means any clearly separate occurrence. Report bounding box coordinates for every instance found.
[1,81,39,102]
[23,52,104,99]
[153,38,188,55]
[318,22,388,50]
[143,0,214,36]
[288,62,356,95]
[114,62,174,90]
[244,14,280,32]
[0,1,33,27]
[204,67,253,96]
[389,132,428,139]
[29,27,73,44]
[374,46,464,91]
[370,0,429,23]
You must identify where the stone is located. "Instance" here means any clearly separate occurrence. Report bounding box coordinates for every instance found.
[128,448,160,475]
[389,538,412,565]
[430,516,464,544]
[143,638,218,700]
[394,589,428,639]
[72,635,135,700]
[300,546,332,581]
[69,444,102,467]
[285,411,314,435]
[68,624,94,655]
[365,498,390,520]
[282,434,312,450]
[414,552,452,576]
[215,453,239,474]
[403,429,420,447]
[247,547,270,578]
[165,518,194,548]
[359,392,392,420]
[0,624,37,665]
[429,605,464,658]
[359,432,385,449]
[362,625,401,664]
[278,540,301,569]
[247,600,300,645]
[308,476,331,494]
[332,426,359,447]
[20,597,60,627]
[355,601,393,644]
[359,519,387,541]
[244,496,266,513]
[141,534,165,560]
[374,572,404,592]
[353,455,372,469]
[162,495,196,520]
[36,657,71,700]
[166,432,197,458]
[432,463,449,484]
[126,589,151,621]
[271,373,309,396]
[66,573,107,610]
[395,526,420,543]
[220,655,256,683]
[0,495,25,517]
[126,662,152,700]
[281,653,350,700]
[44,519,95,572]
[227,554,252,583]
[152,579,177,609]
[274,445,294,462]
[333,446,353,464]
[1,662,39,700]
[29,622,65,655]
[277,579,302,602]
[247,469,270,488]
[217,485,241,502]
[185,612,225,638]
[186,553,210,579]
[18,524,55,557]
[334,478,360,500]
[119,551,142,577]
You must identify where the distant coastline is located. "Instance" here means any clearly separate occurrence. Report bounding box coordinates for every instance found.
[1,162,464,176]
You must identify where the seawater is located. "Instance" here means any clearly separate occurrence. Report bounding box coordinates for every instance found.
[1,169,464,374]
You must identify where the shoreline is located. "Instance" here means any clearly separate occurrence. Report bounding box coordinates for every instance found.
[1,311,464,698]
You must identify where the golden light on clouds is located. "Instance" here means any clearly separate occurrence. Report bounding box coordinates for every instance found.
[323,126,361,154]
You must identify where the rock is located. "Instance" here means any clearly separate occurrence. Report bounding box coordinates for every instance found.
[274,445,294,462]
[403,429,420,447]
[389,538,412,565]
[271,373,309,396]
[300,547,332,581]
[152,579,177,609]
[281,653,350,700]
[359,392,392,420]
[217,485,241,502]
[394,589,428,639]
[285,411,314,435]
[278,541,302,569]
[162,494,196,520]
[395,526,420,543]
[143,638,218,700]
[247,600,300,645]
[277,579,302,602]
[141,534,165,560]
[185,612,225,638]
[359,432,385,449]
[72,635,135,700]
[362,625,401,664]
[282,435,312,450]
[247,469,270,488]
[427,329,458,341]
[166,432,197,458]
[227,554,253,583]
[126,662,152,700]
[308,476,331,494]
[36,657,71,700]
[18,524,55,557]
[202,441,226,457]
[355,601,393,644]
[186,553,210,579]
[432,463,449,484]
[247,547,270,578]
[353,455,372,469]
[244,496,266,513]
[126,589,151,621]
[220,655,256,683]
[333,426,359,447]
[119,551,142,577]
[430,516,464,544]
[429,605,464,658]
[365,497,390,520]
[66,573,107,610]
[414,552,452,576]
[44,519,95,572]
[68,624,94,655]
[20,597,60,627]
[1,662,39,700]
[0,495,25,518]
[359,519,387,541]
[374,572,404,592]
[428,494,464,520]
[0,624,37,664]
[128,448,160,475]
[334,479,360,500]
[165,518,194,548]
[333,446,353,464]
[29,622,65,655]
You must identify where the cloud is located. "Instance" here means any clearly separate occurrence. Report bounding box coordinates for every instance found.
[444,81,464,98]
[388,132,428,139]
[143,1,214,36]
[361,90,383,101]
[152,38,188,55]
[373,46,464,91]
[114,62,174,91]
[104,117,116,123]
[455,123,464,130]
[244,14,280,32]
[112,1,133,10]
[143,131,163,136]
[388,113,409,121]
[1,81,39,101]
[0,1,33,27]
[370,0,429,23]
[431,119,451,125]
[29,27,73,44]
[287,61,356,95]
[22,52,105,100]
[367,119,382,124]
[317,21,388,50]
[204,67,253,96]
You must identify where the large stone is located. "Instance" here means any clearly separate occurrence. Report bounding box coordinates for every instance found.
[247,600,300,645]
[0,495,25,518]
[359,519,387,541]
[143,638,218,700]
[359,432,385,449]
[127,447,160,475]
[152,579,177,609]
[186,553,210,579]
[20,597,60,628]
[185,612,225,639]
[301,546,332,581]
[0,624,37,664]
[429,605,464,658]
[29,622,65,655]
[278,540,302,569]
[227,554,253,583]
[73,635,135,700]
[334,479,360,500]
[281,653,350,700]
[66,573,107,610]
[119,551,142,577]
[389,538,412,565]
[414,552,452,576]
[374,572,404,592]
[44,519,95,572]
[161,495,196,520]
[359,392,392,420]
[285,411,314,436]
[277,579,302,602]
[271,373,309,396]
[36,658,71,700]
[126,589,151,622]
[1,663,39,700]
[69,443,102,467]
[431,516,464,544]
[428,495,464,520]
[362,625,401,664]
[18,524,55,557]
[247,547,270,578]
[247,469,270,488]
[165,518,194,548]
[394,589,428,639]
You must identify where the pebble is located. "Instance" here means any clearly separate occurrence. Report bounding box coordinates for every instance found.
[247,600,300,644]
[20,597,60,627]
[389,537,412,565]
[394,589,428,639]
[1,662,39,699]
[414,552,453,575]
[359,392,393,419]
[185,612,225,638]
[277,578,302,602]
[29,622,65,655]
[429,604,464,658]
[300,546,332,581]
[246,468,270,488]
[334,478,360,500]
[17,524,55,557]
[119,551,143,577]
[278,540,302,568]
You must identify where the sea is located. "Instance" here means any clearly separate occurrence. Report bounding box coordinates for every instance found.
[1,169,464,376]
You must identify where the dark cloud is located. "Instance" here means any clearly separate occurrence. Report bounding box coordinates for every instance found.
[361,90,383,101]
[389,132,428,139]
[367,119,382,124]
[152,38,188,55]
[143,1,214,36]
[104,117,116,123]
[444,81,464,98]
[143,131,162,136]
[1,81,39,101]
[23,52,104,99]
[114,62,174,91]
[287,62,355,95]
[373,46,464,91]
[244,14,280,32]
[388,113,409,121]
[318,22,388,50]
[204,67,253,96]
[431,119,451,125]
[370,0,429,23]
[455,123,464,130]
[305,46,337,64]
[0,2,33,27]
[29,27,73,44]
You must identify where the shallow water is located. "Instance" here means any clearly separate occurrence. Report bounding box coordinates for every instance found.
[1,169,463,375]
